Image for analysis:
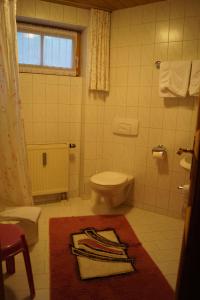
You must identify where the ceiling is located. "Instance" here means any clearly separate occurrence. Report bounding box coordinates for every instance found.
[44,0,165,12]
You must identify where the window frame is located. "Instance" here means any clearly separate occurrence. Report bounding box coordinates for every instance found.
[17,23,80,76]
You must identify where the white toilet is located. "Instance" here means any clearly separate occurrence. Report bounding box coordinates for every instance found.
[90,171,134,207]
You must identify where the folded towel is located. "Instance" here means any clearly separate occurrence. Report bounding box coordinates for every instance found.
[189,60,200,96]
[0,206,41,223]
[159,61,191,97]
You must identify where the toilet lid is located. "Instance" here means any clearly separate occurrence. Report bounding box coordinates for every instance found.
[91,172,127,186]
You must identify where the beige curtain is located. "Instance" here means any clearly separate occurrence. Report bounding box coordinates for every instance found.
[89,9,110,92]
[0,0,32,209]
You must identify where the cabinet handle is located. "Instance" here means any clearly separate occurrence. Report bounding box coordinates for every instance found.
[69,143,76,148]
[42,152,47,167]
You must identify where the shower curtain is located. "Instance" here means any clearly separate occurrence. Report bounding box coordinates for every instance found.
[0,0,32,209]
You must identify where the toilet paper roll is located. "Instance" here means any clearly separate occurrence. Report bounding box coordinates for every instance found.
[152,151,165,159]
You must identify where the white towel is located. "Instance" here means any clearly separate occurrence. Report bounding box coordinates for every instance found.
[189,60,200,96]
[0,206,41,223]
[159,61,191,97]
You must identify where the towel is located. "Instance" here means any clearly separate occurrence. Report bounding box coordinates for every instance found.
[0,206,41,223]
[189,60,200,96]
[159,61,191,97]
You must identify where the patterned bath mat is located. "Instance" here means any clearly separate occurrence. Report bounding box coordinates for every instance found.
[49,214,174,300]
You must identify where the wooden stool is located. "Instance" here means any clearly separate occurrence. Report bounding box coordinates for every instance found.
[0,224,35,299]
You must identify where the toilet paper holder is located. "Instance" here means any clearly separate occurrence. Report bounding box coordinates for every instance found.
[152,145,167,154]
[152,145,167,152]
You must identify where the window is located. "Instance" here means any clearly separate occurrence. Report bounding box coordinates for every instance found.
[17,23,80,76]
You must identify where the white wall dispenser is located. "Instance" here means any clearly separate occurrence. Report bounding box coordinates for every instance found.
[112,117,139,136]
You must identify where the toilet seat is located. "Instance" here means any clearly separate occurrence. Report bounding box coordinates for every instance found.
[90,171,128,186]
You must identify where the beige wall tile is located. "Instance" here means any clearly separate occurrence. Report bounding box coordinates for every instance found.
[24,122,33,144]
[58,123,69,143]
[33,103,46,122]
[156,1,170,21]
[77,8,89,27]
[170,0,185,19]
[156,21,169,43]
[141,45,154,66]
[182,40,198,59]
[35,0,50,20]
[141,23,155,45]
[127,86,140,106]
[119,8,131,27]
[63,6,77,24]
[154,43,168,62]
[46,104,58,122]
[139,86,152,107]
[49,3,63,22]
[156,189,170,210]
[183,17,200,40]
[22,103,33,123]
[32,122,46,144]
[46,85,58,104]
[19,0,36,18]
[46,122,58,143]
[69,105,81,123]
[142,3,156,23]
[69,123,81,141]
[128,67,141,85]
[58,86,70,104]
[185,0,200,17]
[169,19,184,42]
[168,42,183,60]
[58,104,70,122]
[150,108,164,129]
[140,67,153,86]
[129,6,142,26]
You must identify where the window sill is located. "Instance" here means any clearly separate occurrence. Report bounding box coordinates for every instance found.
[19,64,77,76]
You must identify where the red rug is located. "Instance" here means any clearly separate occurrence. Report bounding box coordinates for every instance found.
[49,215,174,300]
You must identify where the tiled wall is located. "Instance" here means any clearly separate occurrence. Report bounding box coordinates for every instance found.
[80,91,106,197]
[103,0,199,217]
[20,74,82,196]
[82,0,200,218]
[17,0,89,197]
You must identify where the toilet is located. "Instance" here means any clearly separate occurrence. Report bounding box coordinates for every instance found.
[90,171,134,207]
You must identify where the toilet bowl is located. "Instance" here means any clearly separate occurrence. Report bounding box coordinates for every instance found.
[90,171,134,207]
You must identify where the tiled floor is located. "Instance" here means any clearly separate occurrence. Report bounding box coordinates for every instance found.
[3,197,184,299]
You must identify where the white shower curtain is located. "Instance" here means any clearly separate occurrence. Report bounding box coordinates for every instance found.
[89,9,110,92]
[0,0,32,209]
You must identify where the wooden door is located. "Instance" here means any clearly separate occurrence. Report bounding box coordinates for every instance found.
[176,101,200,299]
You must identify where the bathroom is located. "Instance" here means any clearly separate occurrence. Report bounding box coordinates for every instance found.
[0,0,200,299]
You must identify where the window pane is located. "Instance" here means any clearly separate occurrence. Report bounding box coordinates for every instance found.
[43,35,73,68]
[17,32,41,65]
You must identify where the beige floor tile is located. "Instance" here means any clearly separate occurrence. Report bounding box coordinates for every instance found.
[165,274,178,290]
[2,197,184,299]
[158,260,179,276]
